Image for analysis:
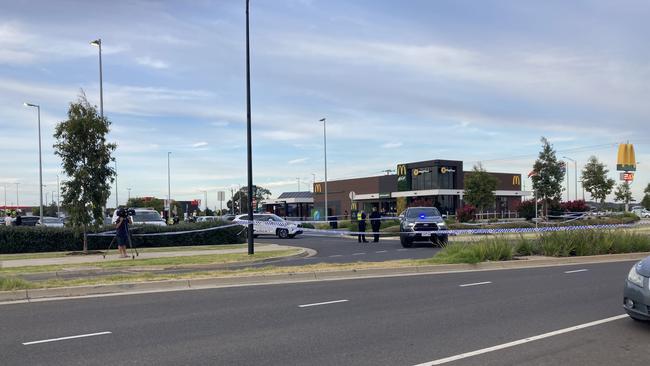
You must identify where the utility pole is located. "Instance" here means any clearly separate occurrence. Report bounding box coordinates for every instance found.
[15,182,19,208]
[296,177,301,192]
[114,160,118,208]
[167,152,172,222]
[319,118,328,221]
[245,0,255,255]
[56,174,60,218]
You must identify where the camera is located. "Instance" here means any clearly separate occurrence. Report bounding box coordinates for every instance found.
[116,207,136,218]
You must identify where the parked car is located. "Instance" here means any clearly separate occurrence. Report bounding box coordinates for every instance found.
[632,208,650,218]
[399,207,448,248]
[624,257,650,321]
[18,216,40,227]
[196,216,220,223]
[112,208,166,226]
[234,213,302,239]
[37,217,65,227]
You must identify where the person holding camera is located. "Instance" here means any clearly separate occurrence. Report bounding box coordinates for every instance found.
[115,211,133,258]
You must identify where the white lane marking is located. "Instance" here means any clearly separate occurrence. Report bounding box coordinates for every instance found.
[413,314,627,365]
[352,252,366,256]
[329,255,343,258]
[376,250,388,253]
[298,299,349,308]
[459,281,492,287]
[564,269,588,274]
[23,331,112,345]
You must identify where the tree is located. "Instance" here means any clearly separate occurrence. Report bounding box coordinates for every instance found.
[463,163,498,212]
[228,185,271,214]
[54,93,116,252]
[614,182,633,209]
[531,137,565,215]
[642,183,650,210]
[581,156,615,205]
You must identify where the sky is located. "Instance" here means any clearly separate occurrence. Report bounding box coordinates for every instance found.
[1,0,649,208]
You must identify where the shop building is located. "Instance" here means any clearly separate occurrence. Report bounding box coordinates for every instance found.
[312,159,528,217]
[261,191,313,219]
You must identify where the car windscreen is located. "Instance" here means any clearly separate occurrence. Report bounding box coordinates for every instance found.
[43,218,62,223]
[132,212,163,222]
[406,208,441,219]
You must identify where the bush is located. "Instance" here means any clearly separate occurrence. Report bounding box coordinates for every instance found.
[431,238,514,264]
[516,199,538,220]
[456,205,476,223]
[561,200,589,212]
[0,221,244,254]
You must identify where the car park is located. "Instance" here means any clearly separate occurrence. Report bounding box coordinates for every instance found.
[624,257,650,321]
[112,208,167,226]
[37,217,65,227]
[234,213,302,238]
[399,207,448,248]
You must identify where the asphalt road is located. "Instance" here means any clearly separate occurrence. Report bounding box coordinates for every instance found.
[257,234,441,266]
[3,260,649,365]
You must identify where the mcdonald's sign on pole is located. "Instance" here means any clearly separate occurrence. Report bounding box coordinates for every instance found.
[617,143,636,171]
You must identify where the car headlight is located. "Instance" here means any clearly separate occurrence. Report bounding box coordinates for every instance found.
[407,223,415,227]
[628,264,645,288]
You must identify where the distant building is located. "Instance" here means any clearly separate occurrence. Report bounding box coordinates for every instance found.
[312,159,529,217]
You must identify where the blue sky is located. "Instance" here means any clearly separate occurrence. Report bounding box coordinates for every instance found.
[1,0,649,208]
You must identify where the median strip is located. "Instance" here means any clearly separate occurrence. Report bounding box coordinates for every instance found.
[23,331,112,345]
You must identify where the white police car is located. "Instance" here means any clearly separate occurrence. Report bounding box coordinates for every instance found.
[234,213,302,239]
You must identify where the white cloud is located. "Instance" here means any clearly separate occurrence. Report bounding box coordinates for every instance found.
[381,142,403,149]
[192,141,209,148]
[136,56,169,69]
[288,157,309,164]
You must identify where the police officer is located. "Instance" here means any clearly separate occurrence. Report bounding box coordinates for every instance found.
[357,211,368,243]
[369,206,381,242]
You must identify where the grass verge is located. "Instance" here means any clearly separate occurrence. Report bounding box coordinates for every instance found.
[0,249,301,276]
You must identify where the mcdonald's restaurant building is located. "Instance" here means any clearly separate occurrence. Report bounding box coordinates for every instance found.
[312,159,526,217]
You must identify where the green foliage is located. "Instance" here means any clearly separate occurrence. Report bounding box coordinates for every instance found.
[614,182,633,206]
[581,156,615,204]
[227,185,272,213]
[464,163,498,211]
[642,183,650,210]
[53,93,116,251]
[531,137,565,209]
[31,203,59,217]
[516,199,538,220]
[0,276,36,291]
[430,238,514,264]
[0,222,244,254]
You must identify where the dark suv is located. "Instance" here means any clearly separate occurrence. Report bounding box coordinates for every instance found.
[399,207,448,248]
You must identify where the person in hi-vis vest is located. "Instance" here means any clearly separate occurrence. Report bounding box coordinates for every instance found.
[357,211,368,243]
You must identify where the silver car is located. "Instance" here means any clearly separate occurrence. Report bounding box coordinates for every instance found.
[623,257,650,321]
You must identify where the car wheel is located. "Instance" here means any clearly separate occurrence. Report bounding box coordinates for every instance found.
[400,236,413,248]
[277,228,289,239]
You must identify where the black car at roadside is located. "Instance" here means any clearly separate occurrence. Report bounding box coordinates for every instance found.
[399,207,449,248]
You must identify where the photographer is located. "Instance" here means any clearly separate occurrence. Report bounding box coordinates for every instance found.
[115,209,133,258]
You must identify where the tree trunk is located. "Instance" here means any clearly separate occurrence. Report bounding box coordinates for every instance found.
[83,225,88,253]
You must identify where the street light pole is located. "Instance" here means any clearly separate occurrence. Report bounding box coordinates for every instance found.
[56,174,60,218]
[167,152,171,222]
[296,177,300,192]
[319,118,328,221]
[245,0,254,255]
[90,39,103,119]
[127,187,131,202]
[15,183,19,208]
[114,160,118,208]
[24,103,43,223]
[563,156,578,201]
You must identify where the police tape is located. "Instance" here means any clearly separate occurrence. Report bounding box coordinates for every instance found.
[87,223,242,237]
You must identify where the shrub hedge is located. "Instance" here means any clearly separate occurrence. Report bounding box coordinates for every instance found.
[0,221,244,254]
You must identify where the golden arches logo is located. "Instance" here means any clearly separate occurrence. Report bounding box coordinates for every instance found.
[397,165,407,176]
[512,175,520,186]
[617,143,636,171]
[314,183,322,193]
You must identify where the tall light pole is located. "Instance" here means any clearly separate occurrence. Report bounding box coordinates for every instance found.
[90,38,104,119]
[3,183,7,212]
[15,182,19,208]
[311,173,316,192]
[245,0,254,255]
[296,177,301,192]
[167,152,172,222]
[56,174,60,218]
[563,156,578,201]
[24,103,43,223]
[114,160,118,207]
[127,187,131,202]
[319,118,328,221]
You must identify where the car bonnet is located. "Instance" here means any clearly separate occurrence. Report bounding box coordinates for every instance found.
[636,257,650,277]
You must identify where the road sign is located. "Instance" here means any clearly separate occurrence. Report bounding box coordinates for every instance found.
[217,191,225,201]
[621,172,634,182]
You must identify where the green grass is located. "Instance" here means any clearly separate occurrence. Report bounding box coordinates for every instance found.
[0,249,301,275]
[0,276,37,291]
[423,237,514,264]
[0,244,254,261]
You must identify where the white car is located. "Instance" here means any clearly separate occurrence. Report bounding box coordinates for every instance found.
[633,208,650,218]
[196,216,220,223]
[37,217,65,227]
[234,213,302,239]
[112,208,167,226]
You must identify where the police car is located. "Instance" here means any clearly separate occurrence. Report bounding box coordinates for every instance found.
[234,213,302,239]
